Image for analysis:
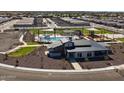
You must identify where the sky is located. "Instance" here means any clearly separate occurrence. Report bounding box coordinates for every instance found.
[0,0,123,11]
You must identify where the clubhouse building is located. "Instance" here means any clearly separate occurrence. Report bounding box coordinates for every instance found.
[47,38,109,60]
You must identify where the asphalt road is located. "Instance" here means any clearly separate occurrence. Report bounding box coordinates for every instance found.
[90,23,124,35]
[0,64,124,81]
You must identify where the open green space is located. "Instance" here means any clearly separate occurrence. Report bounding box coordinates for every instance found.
[67,28,89,35]
[95,28,114,34]
[8,47,37,57]
[26,42,40,45]
[70,27,114,35]
[30,27,114,37]
[116,38,124,42]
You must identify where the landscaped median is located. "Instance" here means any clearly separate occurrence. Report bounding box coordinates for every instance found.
[8,47,37,57]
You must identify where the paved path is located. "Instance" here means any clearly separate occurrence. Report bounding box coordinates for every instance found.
[19,32,27,46]
[71,62,82,70]
[69,59,82,70]
[83,37,90,40]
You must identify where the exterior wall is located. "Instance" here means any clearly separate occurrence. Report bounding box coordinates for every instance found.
[48,46,64,58]
[49,52,62,57]
[93,50,108,57]
[64,42,74,48]
[66,50,108,59]
[74,52,94,58]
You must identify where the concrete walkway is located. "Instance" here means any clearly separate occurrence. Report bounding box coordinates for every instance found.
[71,62,82,70]
[83,37,90,40]
[19,32,27,46]
[70,59,82,70]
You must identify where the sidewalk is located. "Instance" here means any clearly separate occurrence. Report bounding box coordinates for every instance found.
[71,62,82,70]
[70,59,82,70]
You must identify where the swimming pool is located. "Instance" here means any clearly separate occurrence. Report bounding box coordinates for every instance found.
[35,35,69,42]
[45,37,64,42]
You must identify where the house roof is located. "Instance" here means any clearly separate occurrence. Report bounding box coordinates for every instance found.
[60,38,70,43]
[47,38,69,49]
[98,42,110,47]
[67,46,108,52]
[47,39,108,52]
[72,39,91,46]
[47,41,62,49]
[67,40,108,52]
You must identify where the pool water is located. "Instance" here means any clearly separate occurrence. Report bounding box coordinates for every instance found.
[45,37,64,42]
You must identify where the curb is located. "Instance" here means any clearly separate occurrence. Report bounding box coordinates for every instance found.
[0,62,118,73]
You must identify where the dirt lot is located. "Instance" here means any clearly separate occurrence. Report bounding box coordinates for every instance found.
[0,31,22,52]
[0,46,73,70]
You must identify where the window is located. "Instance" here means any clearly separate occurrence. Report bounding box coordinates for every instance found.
[64,42,74,49]
[87,52,92,57]
[94,51,107,56]
[77,53,82,58]
[67,42,73,47]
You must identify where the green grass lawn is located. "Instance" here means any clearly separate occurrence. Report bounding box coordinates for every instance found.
[69,27,113,35]
[30,28,92,36]
[95,28,114,34]
[81,28,89,35]
[8,47,37,57]
[116,38,124,42]
[30,28,114,37]
[69,28,89,35]
[26,42,40,45]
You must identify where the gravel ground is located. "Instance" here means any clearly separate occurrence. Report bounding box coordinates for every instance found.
[0,31,22,52]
